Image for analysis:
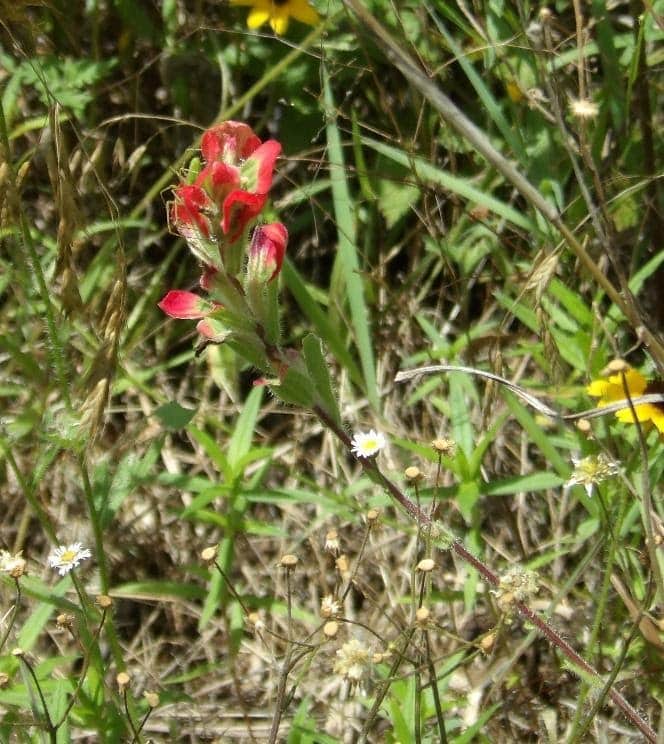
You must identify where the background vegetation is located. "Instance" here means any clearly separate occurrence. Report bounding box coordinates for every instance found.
[1,0,663,741]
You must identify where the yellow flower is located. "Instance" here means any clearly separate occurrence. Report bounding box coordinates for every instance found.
[587,368,664,434]
[230,0,320,35]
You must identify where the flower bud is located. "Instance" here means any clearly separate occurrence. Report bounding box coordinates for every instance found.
[247,223,288,284]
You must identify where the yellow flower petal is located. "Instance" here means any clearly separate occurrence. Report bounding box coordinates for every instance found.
[289,0,320,26]
[270,9,290,35]
[247,7,271,28]
[587,379,611,398]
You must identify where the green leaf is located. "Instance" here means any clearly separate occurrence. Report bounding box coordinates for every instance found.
[484,471,565,495]
[302,334,341,425]
[227,386,263,472]
[324,66,379,411]
[154,401,197,430]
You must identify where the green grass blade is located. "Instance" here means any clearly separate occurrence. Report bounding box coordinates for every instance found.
[364,137,537,233]
[323,66,379,411]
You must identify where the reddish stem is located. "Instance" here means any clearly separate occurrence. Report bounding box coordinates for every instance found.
[313,405,657,742]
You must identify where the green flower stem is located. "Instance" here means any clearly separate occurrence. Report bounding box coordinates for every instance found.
[78,454,125,668]
[311,403,658,743]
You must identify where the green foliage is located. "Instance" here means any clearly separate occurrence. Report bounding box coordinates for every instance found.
[1,0,663,740]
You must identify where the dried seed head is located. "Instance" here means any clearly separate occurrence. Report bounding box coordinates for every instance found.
[335,554,350,576]
[366,509,380,524]
[11,648,24,658]
[539,7,553,21]
[279,554,298,569]
[96,594,113,609]
[333,639,372,684]
[201,546,217,563]
[493,566,539,614]
[323,621,339,638]
[432,437,456,456]
[415,607,430,625]
[404,466,422,481]
[0,673,9,689]
[321,595,342,618]
[247,612,265,631]
[479,631,497,653]
[324,530,340,554]
[0,550,26,578]
[416,558,435,573]
[144,691,160,708]
[116,672,130,692]
[56,614,75,629]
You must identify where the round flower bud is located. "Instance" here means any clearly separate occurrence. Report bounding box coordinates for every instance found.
[144,691,160,708]
[404,466,422,481]
[201,546,217,563]
[576,418,591,434]
[116,672,130,692]
[606,359,629,374]
[366,509,380,523]
[432,437,456,456]
[415,607,430,625]
[96,594,113,609]
[323,621,339,638]
[416,558,435,573]
[279,554,298,569]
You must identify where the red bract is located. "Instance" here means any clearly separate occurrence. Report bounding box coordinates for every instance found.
[158,290,226,340]
[201,121,261,164]
[158,290,215,319]
[223,191,267,244]
[169,185,220,267]
[247,222,288,283]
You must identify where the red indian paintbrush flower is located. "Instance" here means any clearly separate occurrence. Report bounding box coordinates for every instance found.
[169,121,281,264]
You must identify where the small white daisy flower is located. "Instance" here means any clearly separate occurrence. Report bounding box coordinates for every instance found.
[565,453,620,497]
[350,430,386,458]
[48,543,92,576]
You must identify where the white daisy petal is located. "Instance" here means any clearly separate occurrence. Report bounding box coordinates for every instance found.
[48,543,92,576]
[350,430,387,458]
